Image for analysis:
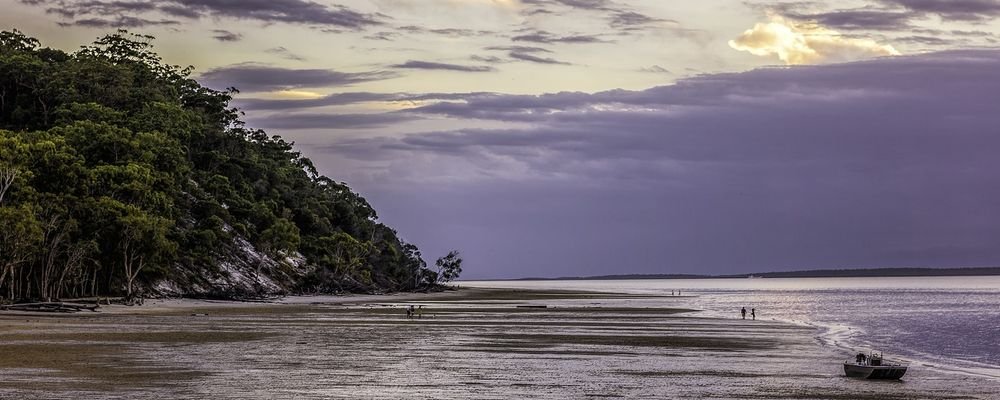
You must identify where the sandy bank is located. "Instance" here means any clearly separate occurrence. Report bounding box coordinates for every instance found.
[0,288,996,399]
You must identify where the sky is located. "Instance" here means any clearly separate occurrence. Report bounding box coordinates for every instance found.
[4,0,1000,279]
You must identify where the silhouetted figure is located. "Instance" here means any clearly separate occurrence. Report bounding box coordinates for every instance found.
[407,305,415,319]
[751,308,755,320]
[741,307,746,319]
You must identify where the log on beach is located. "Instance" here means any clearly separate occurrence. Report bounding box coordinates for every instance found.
[0,302,100,313]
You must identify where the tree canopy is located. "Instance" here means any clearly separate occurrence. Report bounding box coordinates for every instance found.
[0,29,452,301]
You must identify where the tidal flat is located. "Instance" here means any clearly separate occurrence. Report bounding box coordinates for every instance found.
[0,288,996,399]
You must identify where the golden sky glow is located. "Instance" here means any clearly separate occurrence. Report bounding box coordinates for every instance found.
[729,16,901,65]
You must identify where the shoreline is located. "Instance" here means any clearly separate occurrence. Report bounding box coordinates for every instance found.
[1,287,998,399]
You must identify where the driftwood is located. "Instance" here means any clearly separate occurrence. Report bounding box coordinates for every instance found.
[0,302,100,313]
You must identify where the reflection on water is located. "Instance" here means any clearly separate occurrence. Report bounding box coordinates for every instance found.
[463,276,1000,379]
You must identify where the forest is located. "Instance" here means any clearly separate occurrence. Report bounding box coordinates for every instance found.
[0,30,461,302]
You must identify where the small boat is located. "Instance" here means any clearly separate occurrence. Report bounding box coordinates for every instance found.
[844,351,908,379]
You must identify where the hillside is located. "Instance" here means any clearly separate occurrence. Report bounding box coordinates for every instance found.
[0,30,451,301]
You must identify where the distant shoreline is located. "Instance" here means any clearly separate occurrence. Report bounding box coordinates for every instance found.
[493,266,1000,281]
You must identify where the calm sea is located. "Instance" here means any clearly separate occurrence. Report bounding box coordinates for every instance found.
[462,276,1000,380]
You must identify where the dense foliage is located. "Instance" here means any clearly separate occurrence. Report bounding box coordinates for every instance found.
[0,30,450,301]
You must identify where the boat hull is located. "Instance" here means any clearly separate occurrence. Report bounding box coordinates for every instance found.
[844,363,908,379]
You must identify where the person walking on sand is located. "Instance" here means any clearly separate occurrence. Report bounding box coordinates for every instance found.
[751,308,755,320]
[407,305,415,319]
[417,305,424,319]
[741,307,746,320]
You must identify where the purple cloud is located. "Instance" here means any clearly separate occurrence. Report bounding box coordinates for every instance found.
[22,0,384,29]
[310,50,1000,278]
[199,64,394,92]
[391,61,495,73]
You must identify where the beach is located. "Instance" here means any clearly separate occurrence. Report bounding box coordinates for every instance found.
[1,288,997,399]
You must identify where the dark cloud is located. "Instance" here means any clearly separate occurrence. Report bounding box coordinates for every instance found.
[880,0,1000,21]
[397,25,495,37]
[159,4,199,18]
[391,61,495,73]
[772,1,1000,32]
[639,65,671,74]
[508,51,570,65]
[893,35,958,45]
[785,8,916,30]
[608,11,672,30]
[236,92,406,110]
[235,92,495,111]
[265,46,307,61]
[22,0,384,29]
[247,112,414,130]
[512,30,607,44]
[58,16,180,28]
[482,45,568,65]
[485,45,554,53]
[364,31,399,41]
[520,0,614,11]
[519,0,676,35]
[469,55,505,64]
[316,50,1000,278]
[198,64,394,92]
[211,29,242,42]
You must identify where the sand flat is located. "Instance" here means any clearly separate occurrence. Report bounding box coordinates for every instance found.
[0,288,997,399]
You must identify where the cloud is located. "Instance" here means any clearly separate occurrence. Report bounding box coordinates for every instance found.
[391,60,495,72]
[58,16,181,28]
[470,55,505,63]
[485,45,554,53]
[639,65,671,74]
[234,92,496,111]
[397,25,495,37]
[608,11,671,30]
[783,9,915,30]
[198,64,395,92]
[22,0,384,29]
[507,51,570,65]
[247,112,414,130]
[879,0,1000,21]
[512,30,607,44]
[265,46,307,61]
[520,0,614,11]
[211,29,242,42]
[319,50,1000,277]
[482,44,569,64]
[729,16,901,64]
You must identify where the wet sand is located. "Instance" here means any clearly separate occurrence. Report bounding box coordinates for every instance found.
[0,288,997,399]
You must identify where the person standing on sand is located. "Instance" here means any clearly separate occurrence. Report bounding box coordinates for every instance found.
[417,305,424,319]
[751,308,755,320]
[741,307,746,319]
[407,305,415,319]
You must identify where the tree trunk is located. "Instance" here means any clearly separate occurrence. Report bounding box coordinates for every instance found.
[0,167,18,206]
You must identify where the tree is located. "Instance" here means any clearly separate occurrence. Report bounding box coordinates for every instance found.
[0,205,42,299]
[117,207,175,299]
[435,251,464,284]
[0,29,440,300]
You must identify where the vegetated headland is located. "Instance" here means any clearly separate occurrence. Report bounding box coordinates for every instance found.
[516,266,1000,281]
[0,30,459,303]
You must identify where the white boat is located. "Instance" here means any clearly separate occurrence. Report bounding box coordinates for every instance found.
[844,351,908,379]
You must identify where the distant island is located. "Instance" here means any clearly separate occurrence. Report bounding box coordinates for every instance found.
[516,267,1000,281]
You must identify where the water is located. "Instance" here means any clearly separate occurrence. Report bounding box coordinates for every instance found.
[462,276,1000,380]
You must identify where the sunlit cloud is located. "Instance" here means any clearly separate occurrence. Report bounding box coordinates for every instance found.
[273,90,325,99]
[729,16,901,65]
